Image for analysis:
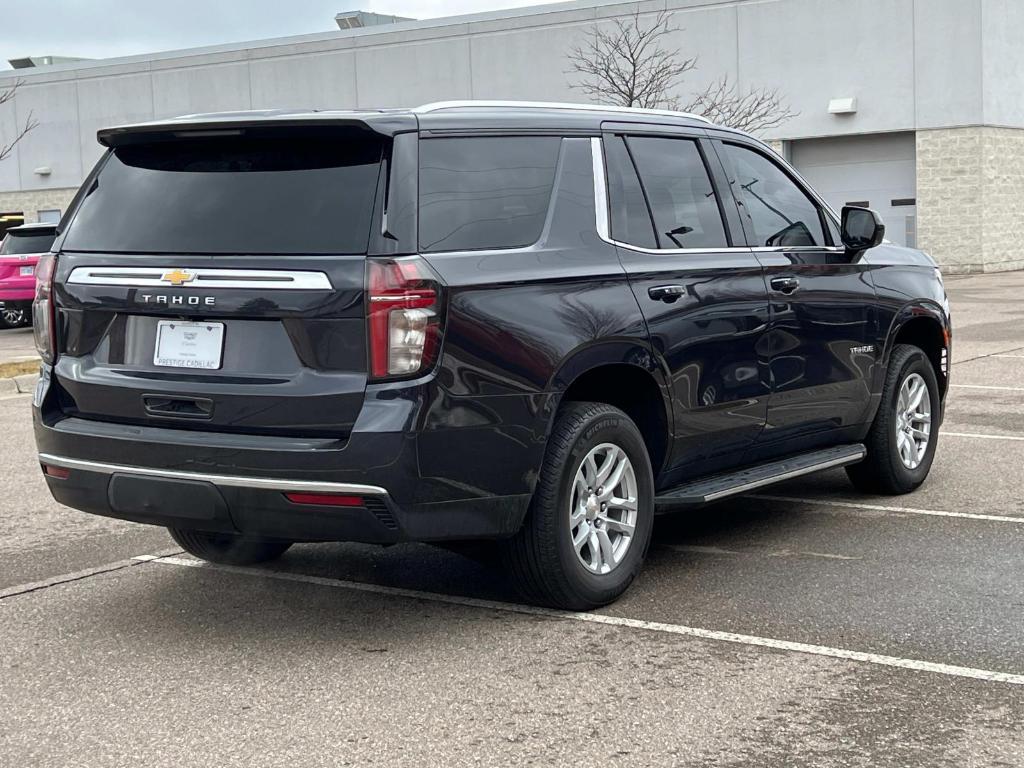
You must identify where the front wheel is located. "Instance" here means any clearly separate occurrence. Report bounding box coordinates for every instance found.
[847,344,940,495]
[501,402,655,610]
[168,528,292,566]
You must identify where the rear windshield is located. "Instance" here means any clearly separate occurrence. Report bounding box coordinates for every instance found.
[0,232,55,255]
[62,132,383,255]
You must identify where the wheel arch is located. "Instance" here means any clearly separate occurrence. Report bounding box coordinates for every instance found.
[884,301,950,401]
[548,342,673,476]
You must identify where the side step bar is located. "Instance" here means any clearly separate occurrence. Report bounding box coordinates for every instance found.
[655,444,866,508]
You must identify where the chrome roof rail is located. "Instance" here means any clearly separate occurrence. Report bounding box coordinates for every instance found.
[413,100,712,124]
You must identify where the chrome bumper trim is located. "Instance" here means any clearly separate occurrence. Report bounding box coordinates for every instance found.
[37,453,389,497]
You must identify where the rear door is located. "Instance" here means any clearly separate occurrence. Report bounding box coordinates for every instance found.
[50,126,386,437]
[713,139,877,451]
[600,129,771,483]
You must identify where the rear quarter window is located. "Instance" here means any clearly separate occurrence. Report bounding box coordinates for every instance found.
[418,136,561,252]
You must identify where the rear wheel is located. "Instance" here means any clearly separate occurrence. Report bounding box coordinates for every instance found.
[502,402,655,610]
[0,306,29,329]
[847,344,940,495]
[168,528,292,566]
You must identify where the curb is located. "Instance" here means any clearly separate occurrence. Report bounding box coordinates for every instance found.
[0,373,38,396]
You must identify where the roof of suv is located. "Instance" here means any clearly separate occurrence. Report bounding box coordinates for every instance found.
[97,100,728,146]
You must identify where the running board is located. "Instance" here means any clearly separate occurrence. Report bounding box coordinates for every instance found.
[655,444,866,508]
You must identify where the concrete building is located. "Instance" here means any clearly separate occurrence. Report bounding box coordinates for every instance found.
[0,0,1021,272]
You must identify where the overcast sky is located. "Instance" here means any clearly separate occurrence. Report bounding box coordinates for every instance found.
[1,0,567,65]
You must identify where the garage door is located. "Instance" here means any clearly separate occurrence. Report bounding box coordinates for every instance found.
[790,132,916,248]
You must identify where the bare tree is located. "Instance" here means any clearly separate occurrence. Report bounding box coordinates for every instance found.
[678,76,795,134]
[0,80,37,164]
[567,10,795,134]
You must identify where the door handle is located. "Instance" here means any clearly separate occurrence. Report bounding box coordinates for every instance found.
[648,284,686,302]
[770,276,801,294]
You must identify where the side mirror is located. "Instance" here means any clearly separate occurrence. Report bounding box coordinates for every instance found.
[841,206,885,253]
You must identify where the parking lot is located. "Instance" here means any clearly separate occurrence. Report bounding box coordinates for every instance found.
[1,270,1022,767]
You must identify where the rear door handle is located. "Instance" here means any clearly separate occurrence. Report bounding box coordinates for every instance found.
[770,277,801,294]
[648,284,685,302]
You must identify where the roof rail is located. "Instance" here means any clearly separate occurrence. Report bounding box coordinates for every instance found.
[414,100,712,124]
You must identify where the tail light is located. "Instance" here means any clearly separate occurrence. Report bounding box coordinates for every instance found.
[367,256,443,380]
[32,254,57,364]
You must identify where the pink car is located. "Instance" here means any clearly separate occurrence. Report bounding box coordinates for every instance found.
[0,222,57,329]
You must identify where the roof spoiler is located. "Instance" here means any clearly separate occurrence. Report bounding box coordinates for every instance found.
[98,111,418,148]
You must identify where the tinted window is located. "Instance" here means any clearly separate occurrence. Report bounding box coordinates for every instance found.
[0,231,55,255]
[604,136,657,249]
[419,137,560,252]
[626,137,728,250]
[721,144,825,248]
[63,133,383,254]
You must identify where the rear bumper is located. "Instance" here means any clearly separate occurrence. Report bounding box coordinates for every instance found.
[37,451,528,544]
[32,369,544,543]
[0,280,34,302]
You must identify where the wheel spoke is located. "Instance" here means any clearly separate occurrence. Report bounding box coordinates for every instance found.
[598,456,629,500]
[595,528,616,567]
[583,453,599,488]
[573,522,591,553]
[911,427,929,441]
[607,495,637,512]
[907,381,925,412]
[589,531,603,570]
[601,516,635,536]
[594,446,619,487]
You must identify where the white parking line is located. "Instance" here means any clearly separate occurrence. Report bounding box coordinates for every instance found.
[749,494,1024,524]
[136,554,1024,687]
[943,431,1024,442]
[0,549,181,600]
[991,354,1024,359]
[951,384,1024,392]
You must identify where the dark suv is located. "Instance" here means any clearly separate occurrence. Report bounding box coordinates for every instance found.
[32,101,950,609]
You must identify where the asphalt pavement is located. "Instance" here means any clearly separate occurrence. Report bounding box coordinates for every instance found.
[1,271,1023,767]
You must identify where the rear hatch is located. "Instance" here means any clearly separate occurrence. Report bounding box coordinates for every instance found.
[51,125,387,437]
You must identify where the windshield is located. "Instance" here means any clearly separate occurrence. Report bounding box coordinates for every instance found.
[62,132,384,255]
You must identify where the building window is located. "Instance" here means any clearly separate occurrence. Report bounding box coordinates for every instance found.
[38,209,61,224]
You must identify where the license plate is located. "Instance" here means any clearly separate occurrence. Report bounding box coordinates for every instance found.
[19,266,33,276]
[154,321,224,370]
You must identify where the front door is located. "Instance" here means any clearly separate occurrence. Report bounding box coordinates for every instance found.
[599,132,771,485]
[714,140,877,453]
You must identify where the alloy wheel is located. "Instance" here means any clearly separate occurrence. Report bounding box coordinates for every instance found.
[569,443,639,575]
[895,372,931,470]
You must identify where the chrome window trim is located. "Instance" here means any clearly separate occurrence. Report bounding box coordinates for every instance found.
[67,267,333,290]
[38,453,389,497]
[589,137,753,257]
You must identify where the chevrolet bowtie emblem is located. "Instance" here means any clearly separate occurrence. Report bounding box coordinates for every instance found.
[161,269,197,286]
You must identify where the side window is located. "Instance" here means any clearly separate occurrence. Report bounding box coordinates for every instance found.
[604,136,657,249]
[419,136,561,252]
[626,136,728,250]
[721,143,825,248]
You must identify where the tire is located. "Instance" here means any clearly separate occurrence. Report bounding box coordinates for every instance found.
[168,527,292,566]
[501,401,655,610]
[0,306,29,329]
[846,344,940,495]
